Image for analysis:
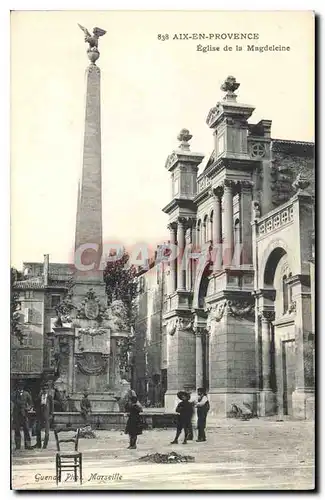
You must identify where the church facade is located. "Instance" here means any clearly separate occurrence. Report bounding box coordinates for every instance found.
[134,76,315,419]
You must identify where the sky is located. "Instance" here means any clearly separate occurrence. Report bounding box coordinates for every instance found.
[10,10,314,269]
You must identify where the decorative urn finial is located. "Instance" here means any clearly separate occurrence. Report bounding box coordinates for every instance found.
[220,76,240,101]
[292,172,310,193]
[177,128,192,151]
[78,24,107,64]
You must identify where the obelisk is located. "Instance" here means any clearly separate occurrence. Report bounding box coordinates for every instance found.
[74,25,107,291]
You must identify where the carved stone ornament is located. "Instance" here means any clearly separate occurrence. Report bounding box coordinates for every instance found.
[77,24,106,63]
[165,152,178,170]
[107,300,129,332]
[55,291,75,325]
[287,301,297,314]
[177,128,192,151]
[206,300,227,331]
[292,173,310,192]
[220,76,240,97]
[252,200,261,220]
[76,288,109,323]
[166,318,179,336]
[75,352,108,376]
[228,300,255,320]
[259,310,275,322]
[178,318,194,332]
[194,326,207,337]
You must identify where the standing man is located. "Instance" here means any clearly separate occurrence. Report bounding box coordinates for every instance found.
[11,381,33,450]
[195,388,210,442]
[80,390,92,425]
[34,382,54,449]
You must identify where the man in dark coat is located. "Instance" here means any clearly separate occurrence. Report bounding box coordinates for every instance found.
[170,391,193,445]
[125,395,143,449]
[34,383,54,449]
[11,381,33,450]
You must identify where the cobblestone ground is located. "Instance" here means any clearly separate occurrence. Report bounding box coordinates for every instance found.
[11,419,314,491]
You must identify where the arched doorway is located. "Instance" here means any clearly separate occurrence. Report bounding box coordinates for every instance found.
[261,247,296,416]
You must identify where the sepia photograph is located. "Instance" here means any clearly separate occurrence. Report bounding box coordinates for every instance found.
[10,9,315,490]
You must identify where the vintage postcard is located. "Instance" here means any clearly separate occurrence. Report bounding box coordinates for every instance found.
[10,10,315,490]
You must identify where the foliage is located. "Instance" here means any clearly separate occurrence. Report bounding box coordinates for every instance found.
[103,252,139,379]
[103,252,138,326]
[10,267,24,344]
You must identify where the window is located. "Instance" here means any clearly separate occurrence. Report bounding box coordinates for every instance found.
[210,211,214,243]
[23,332,33,347]
[22,354,32,372]
[24,290,34,299]
[51,294,61,308]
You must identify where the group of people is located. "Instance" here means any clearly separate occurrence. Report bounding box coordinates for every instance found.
[171,388,210,445]
[12,380,210,452]
[123,387,210,450]
[11,382,93,451]
[11,381,54,450]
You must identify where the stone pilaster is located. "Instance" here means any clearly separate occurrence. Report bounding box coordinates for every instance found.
[259,311,276,416]
[223,180,234,266]
[195,327,204,389]
[164,317,196,411]
[240,181,253,265]
[211,187,222,271]
[168,223,177,294]
[177,218,186,290]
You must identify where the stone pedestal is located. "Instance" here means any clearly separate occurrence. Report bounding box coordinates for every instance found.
[292,389,315,420]
[207,295,257,417]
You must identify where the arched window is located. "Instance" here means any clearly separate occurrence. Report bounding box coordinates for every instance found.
[282,275,288,314]
[203,215,208,242]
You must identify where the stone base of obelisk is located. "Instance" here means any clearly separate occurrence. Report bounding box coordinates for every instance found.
[70,392,120,412]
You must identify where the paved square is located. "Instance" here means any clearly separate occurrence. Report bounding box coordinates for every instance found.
[11,419,314,490]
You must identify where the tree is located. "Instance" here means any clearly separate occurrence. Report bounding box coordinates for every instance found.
[103,251,138,326]
[103,252,139,380]
[10,267,24,344]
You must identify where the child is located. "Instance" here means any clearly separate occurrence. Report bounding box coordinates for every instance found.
[125,395,143,449]
[195,388,210,442]
[170,391,193,445]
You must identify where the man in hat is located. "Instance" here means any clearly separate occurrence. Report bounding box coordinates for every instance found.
[11,381,33,450]
[34,382,54,449]
[170,391,193,445]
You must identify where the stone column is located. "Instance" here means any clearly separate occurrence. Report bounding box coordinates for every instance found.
[240,181,253,265]
[261,313,272,390]
[168,223,177,293]
[223,180,234,266]
[259,311,276,416]
[195,328,204,389]
[177,219,186,290]
[212,188,222,271]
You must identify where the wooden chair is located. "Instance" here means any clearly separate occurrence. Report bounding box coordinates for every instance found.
[54,427,82,485]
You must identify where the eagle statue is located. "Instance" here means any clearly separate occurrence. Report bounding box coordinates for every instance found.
[78,24,107,51]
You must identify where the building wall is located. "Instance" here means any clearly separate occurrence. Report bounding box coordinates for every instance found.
[133,264,165,405]
[11,289,44,376]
